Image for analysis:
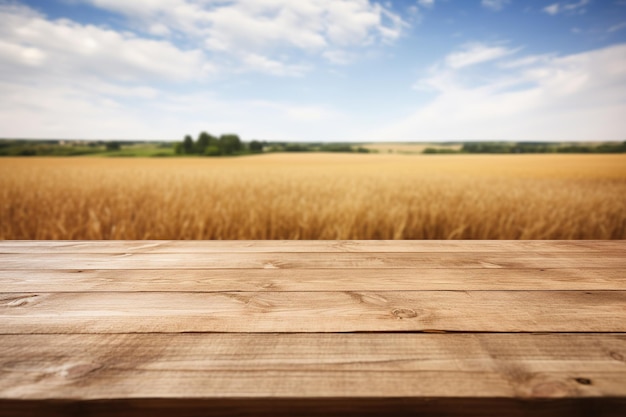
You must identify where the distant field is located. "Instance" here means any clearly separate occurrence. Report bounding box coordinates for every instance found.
[1,154,625,239]
[362,143,463,154]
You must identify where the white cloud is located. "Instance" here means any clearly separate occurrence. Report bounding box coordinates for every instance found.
[0,2,383,141]
[543,0,589,15]
[608,21,626,32]
[544,4,561,15]
[0,79,159,138]
[481,0,511,11]
[498,53,554,68]
[563,0,590,12]
[3,1,623,143]
[286,106,335,122]
[0,4,213,83]
[418,0,435,8]
[0,2,212,139]
[0,40,46,67]
[378,43,626,141]
[0,77,346,140]
[147,23,171,37]
[444,43,519,69]
[78,0,408,73]
[240,53,309,77]
[2,1,409,79]
[322,49,356,65]
[415,42,521,94]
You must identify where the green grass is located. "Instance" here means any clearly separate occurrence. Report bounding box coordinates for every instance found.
[0,140,176,157]
[99,144,177,157]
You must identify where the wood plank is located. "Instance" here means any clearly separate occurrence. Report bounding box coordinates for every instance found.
[1,240,623,253]
[1,333,625,400]
[3,333,626,416]
[1,291,625,333]
[1,268,625,292]
[2,252,624,269]
[1,240,625,416]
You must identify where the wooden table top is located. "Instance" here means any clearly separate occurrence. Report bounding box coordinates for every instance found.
[1,240,625,416]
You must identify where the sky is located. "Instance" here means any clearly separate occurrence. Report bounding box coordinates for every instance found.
[0,0,625,142]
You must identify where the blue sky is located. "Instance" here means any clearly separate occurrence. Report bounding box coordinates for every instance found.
[1,0,625,141]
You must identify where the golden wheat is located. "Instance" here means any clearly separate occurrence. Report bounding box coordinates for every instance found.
[1,154,625,240]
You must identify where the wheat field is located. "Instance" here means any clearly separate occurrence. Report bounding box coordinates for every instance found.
[1,154,625,240]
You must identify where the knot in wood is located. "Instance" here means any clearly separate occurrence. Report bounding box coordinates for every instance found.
[4,294,39,307]
[392,308,418,319]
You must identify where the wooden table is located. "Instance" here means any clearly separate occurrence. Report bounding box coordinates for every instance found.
[0,240,625,416]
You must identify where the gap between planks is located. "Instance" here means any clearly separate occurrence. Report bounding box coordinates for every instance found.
[1,239,624,253]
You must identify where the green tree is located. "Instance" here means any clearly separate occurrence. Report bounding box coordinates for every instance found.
[182,135,194,154]
[219,134,242,155]
[204,146,221,156]
[105,141,121,151]
[249,140,264,153]
[196,131,217,154]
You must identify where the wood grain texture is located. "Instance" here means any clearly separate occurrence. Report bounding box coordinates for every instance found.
[2,252,625,269]
[2,291,625,333]
[1,333,625,399]
[1,268,625,292]
[1,240,625,416]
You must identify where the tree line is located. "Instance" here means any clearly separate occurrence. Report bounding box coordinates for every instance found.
[174,133,374,156]
[423,141,626,154]
[175,132,264,156]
